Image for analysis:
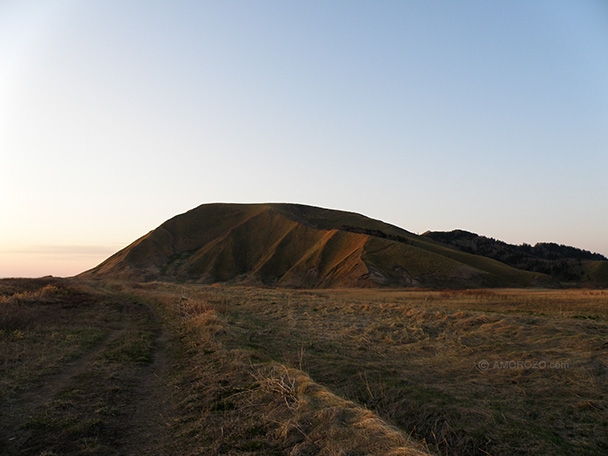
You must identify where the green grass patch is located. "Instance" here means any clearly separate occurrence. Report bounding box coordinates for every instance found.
[103,330,156,365]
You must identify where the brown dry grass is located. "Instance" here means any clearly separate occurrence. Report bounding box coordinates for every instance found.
[5,279,606,455]
[134,284,608,455]
[133,283,432,455]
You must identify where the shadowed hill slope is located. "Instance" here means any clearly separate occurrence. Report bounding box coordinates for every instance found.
[81,203,553,288]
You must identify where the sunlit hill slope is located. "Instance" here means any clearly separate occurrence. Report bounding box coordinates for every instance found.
[80,203,559,288]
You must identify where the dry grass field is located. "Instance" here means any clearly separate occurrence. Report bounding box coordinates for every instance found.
[136,284,608,455]
[2,278,607,455]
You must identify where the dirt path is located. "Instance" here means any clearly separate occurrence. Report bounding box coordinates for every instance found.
[115,306,175,456]
[0,328,125,453]
[0,290,176,456]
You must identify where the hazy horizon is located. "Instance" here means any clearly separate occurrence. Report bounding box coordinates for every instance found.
[2,1,607,278]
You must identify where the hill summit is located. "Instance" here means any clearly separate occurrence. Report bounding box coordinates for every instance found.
[81,203,606,288]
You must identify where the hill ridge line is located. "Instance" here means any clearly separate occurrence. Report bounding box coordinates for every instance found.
[80,203,607,288]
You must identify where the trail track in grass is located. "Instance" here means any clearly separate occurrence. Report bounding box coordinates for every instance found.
[6,278,606,455]
[115,300,174,455]
[0,280,175,456]
[2,278,432,455]
[0,328,125,450]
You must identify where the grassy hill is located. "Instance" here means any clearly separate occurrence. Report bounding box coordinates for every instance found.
[81,203,552,288]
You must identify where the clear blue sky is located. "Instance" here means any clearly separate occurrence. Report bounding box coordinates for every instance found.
[1,0,607,277]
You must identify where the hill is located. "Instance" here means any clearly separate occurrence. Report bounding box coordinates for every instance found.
[81,203,556,288]
[422,229,608,286]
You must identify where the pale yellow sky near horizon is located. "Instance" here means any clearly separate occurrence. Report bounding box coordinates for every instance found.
[0,244,124,278]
